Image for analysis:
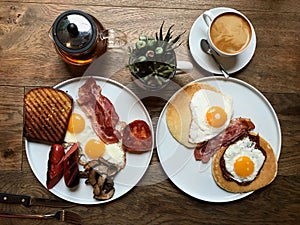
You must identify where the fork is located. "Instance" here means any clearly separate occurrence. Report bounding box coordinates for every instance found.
[0,210,82,224]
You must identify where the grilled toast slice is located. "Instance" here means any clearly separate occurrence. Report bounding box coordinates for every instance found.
[24,87,73,144]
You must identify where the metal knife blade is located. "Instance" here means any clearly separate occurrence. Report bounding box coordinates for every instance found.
[0,193,73,208]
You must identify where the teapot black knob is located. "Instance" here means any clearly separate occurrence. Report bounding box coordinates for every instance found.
[67,23,79,36]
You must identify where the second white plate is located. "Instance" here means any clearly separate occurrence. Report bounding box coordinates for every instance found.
[156,77,281,202]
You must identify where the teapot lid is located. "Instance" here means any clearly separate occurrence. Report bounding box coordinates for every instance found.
[52,10,97,54]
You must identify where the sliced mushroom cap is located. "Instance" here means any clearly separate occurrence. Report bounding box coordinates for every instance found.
[107,164,120,177]
[94,187,115,200]
[79,171,89,179]
[104,177,114,189]
[97,174,106,187]
[93,163,109,175]
[93,184,101,196]
[84,157,122,201]
[85,160,100,170]
[87,169,97,186]
[93,176,115,200]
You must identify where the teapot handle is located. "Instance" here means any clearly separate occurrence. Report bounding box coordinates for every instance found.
[99,29,128,48]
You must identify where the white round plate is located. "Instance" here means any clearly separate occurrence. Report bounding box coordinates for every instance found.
[25,76,154,204]
[189,7,257,75]
[156,77,281,202]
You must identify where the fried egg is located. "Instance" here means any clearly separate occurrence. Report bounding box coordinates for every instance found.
[83,138,125,169]
[189,89,233,143]
[64,103,88,143]
[223,136,265,183]
[64,103,125,169]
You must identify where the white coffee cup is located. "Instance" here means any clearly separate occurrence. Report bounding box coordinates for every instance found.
[203,9,253,57]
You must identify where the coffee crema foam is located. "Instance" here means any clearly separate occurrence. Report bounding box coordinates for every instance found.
[210,13,252,54]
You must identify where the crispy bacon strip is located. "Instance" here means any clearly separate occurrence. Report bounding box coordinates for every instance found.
[194,118,255,163]
[77,77,120,144]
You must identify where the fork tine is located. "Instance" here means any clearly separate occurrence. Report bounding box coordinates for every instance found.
[57,210,82,225]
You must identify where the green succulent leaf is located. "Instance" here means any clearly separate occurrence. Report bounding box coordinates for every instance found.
[155,47,164,54]
[159,21,165,41]
[129,21,185,88]
[171,30,186,44]
[164,24,174,42]
[136,40,146,49]
[139,34,147,41]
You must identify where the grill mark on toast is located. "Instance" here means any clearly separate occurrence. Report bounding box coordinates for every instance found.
[24,87,73,144]
[26,90,60,143]
[38,89,66,135]
[34,89,60,143]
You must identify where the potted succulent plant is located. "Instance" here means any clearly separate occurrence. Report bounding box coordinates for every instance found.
[128,21,185,90]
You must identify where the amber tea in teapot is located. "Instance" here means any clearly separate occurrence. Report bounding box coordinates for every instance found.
[49,10,127,66]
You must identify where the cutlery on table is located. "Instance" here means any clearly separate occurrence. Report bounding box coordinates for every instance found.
[0,193,73,208]
[200,39,230,78]
[0,210,81,224]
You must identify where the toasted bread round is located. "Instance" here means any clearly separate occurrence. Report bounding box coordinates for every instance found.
[212,132,278,193]
[166,82,220,148]
[24,87,73,144]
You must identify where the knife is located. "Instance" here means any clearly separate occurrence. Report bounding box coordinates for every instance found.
[0,193,73,208]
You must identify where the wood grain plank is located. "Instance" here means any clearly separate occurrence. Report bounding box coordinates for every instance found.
[76,176,299,224]
[265,92,300,176]
[0,1,299,224]
[0,86,24,171]
[1,0,299,12]
[0,86,24,132]
[0,131,23,171]
[0,171,298,224]
[0,3,299,93]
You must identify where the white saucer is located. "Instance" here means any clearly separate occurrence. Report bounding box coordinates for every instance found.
[189,7,257,75]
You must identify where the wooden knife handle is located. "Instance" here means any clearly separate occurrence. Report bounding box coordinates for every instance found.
[0,193,31,207]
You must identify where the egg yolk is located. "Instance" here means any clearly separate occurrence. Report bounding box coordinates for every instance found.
[206,106,227,128]
[234,156,254,178]
[68,113,85,134]
[85,139,106,160]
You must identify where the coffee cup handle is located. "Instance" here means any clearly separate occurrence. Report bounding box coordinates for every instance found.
[100,29,128,48]
[203,11,214,27]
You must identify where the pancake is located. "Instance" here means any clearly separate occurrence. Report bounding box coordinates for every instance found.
[212,132,278,193]
[166,82,220,148]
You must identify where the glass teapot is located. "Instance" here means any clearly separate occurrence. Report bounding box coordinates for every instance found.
[49,10,127,66]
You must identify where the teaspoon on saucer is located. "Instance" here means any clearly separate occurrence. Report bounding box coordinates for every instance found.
[200,39,230,78]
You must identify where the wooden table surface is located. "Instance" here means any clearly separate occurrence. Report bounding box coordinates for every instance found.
[0,1,299,224]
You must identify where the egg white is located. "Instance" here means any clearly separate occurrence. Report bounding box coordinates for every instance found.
[64,103,125,169]
[189,89,233,143]
[64,103,90,143]
[223,136,265,183]
[102,142,126,169]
